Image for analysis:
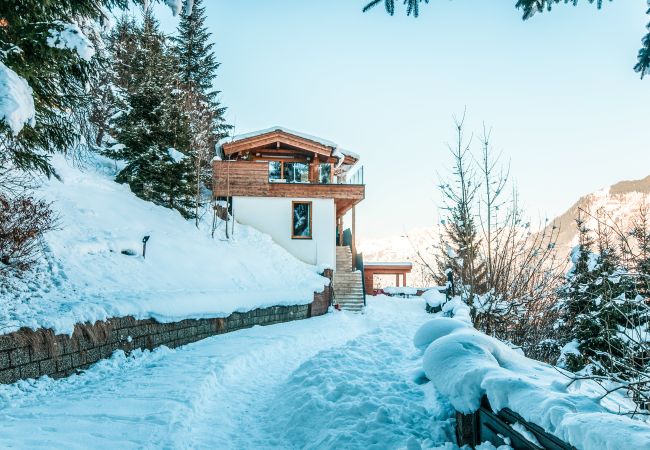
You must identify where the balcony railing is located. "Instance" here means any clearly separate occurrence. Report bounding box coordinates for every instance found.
[345,166,364,185]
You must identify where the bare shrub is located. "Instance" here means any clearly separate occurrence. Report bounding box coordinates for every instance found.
[0,193,58,275]
[420,115,565,363]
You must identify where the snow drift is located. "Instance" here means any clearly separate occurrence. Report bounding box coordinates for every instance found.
[415,318,650,450]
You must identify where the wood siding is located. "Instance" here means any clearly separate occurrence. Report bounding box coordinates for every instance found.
[213,161,365,208]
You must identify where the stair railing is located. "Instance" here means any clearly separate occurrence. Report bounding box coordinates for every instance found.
[355,252,367,307]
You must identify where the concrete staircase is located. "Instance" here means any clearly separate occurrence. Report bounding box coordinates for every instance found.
[333,246,365,312]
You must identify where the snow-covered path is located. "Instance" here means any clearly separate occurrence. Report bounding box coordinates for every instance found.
[0,297,457,449]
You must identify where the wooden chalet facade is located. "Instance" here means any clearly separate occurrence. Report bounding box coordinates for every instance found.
[212,127,365,269]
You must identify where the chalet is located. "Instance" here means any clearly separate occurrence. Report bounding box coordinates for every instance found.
[212,127,366,311]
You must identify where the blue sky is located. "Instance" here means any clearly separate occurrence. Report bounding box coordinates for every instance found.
[153,0,650,239]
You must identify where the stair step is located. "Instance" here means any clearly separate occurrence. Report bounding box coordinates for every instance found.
[332,243,364,312]
[338,306,364,312]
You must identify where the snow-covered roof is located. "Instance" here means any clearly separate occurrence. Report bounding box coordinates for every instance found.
[221,126,361,164]
[364,262,413,267]
[229,126,338,149]
[338,148,360,160]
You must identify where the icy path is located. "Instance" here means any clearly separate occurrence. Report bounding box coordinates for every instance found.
[0,297,458,449]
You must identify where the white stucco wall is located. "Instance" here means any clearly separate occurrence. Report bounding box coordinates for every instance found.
[232,196,336,269]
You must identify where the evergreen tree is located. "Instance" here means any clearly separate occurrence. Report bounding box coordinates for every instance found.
[171,0,231,224]
[559,212,646,379]
[104,9,195,217]
[87,28,122,150]
[631,205,650,297]
[0,0,133,176]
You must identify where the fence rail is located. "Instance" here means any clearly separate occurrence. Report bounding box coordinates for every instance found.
[456,396,575,450]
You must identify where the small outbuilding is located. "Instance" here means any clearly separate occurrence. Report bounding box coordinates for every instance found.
[363,262,413,295]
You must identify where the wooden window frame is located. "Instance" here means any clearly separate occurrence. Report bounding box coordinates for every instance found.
[319,163,333,184]
[291,201,313,240]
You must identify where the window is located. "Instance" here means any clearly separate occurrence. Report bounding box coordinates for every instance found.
[319,163,332,184]
[292,201,312,239]
[284,162,309,183]
[269,161,282,181]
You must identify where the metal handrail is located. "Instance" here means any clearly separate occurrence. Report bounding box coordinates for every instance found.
[355,252,367,307]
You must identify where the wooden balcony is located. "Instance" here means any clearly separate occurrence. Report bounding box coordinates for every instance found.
[213,160,365,216]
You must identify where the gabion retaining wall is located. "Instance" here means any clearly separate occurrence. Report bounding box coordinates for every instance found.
[0,281,332,385]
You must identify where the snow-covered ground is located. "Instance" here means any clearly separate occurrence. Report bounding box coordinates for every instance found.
[0,155,328,335]
[0,297,461,450]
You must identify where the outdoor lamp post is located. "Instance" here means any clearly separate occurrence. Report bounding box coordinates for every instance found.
[142,235,150,259]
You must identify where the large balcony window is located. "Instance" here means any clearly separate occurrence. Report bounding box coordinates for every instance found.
[266,160,359,185]
[284,162,309,183]
[268,161,310,183]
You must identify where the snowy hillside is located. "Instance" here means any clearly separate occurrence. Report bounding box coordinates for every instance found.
[540,174,650,254]
[0,155,328,335]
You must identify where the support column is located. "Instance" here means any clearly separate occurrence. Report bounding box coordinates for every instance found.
[403,273,406,287]
[396,274,400,287]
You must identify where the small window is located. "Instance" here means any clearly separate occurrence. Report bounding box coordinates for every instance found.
[269,161,282,181]
[319,163,332,184]
[292,201,312,239]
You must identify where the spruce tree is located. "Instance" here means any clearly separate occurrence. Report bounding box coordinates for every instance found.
[559,215,599,371]
[171,0,231,224]
[560,212,646,379]
[104,9,195,217]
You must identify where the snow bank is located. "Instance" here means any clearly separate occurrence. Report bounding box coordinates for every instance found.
[47,22,95,61]
[416,319,650,450]
[422,288,447,308]
[0,62,35,135]
[441,296,472,324]
[413,317,469,350]
[0,155,329,335]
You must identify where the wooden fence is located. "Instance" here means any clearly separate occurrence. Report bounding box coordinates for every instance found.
[456,396,575,450]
